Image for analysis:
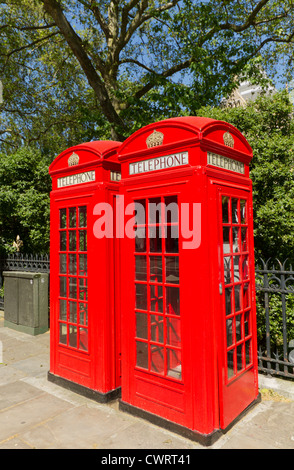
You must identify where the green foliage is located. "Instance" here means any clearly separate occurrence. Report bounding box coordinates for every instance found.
[197,91,294,264]
[0,147,51,254]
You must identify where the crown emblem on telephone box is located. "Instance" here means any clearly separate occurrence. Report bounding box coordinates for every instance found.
[68,152,80,166]
[223,132,234,148]
[146,130,164,148]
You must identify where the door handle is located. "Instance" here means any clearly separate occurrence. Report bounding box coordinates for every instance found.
[219,283,223,295]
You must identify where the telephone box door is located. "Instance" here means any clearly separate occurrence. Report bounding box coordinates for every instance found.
[216,185,258,429]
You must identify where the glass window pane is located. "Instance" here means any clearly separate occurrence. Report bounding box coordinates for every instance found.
[79,302,88,326]
[241,227,248,251]
[79,327,88,351]
[165,225,179,253]
[244,310,250,337]
[151,315,164,343]
[59,276,67,297]
[134,200,146,225]
[68,254,77,275]
[79,230,87,251]
[243,282,250,309]
[226,319,233,347]
[150,285,163,312]
[60,232,67,251]
[69,231,76,251]
[237,344,243,371]
[135,227,146,252]
[234,284,241,312]
[69,301,77,323]
[223,227,231,254]
[232,198,239,223]
[59,254,67,274]
[135,283,147,310]
[79,278,88,300]
[165,196,178,223]
[227,350,235,379]
[242,255,249,280]
[150,256,162,283]
[167,349,181,380]
[79,206,87,228]
[149,225,162,253]
[225,287,233,316]
[232,227,240,252]
[69,278,77,299]
[69,324,77,348]
[236,314,242,341]
[166,317,181,347]
[245,340,252,365]
[59,299,67,321]
[136,341,148,369]
[166,287,180,316]
[79,254,87,276]
[222,196,229,223]
[150,345,164,374]
[136,312,148,339]
[60,208,67,229]
[234,255,240,282]
[148,197,162,224]
[69,207,76,228]
[165,256,179,284]
[59,323,67,345]
[224,256,232,284]
[135,255,147,281]
[240,199,247,224]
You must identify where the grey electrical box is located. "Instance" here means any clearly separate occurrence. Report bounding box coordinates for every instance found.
[3,271,49,335]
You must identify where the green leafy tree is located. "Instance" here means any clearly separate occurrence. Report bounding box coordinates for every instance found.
[0,146,51,254]
[1,0,294,149]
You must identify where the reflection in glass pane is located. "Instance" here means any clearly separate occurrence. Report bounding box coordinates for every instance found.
[69,278,77,299]
[149,225,162,253]
[59,323,67,345]
[236,314,242,341]
[60,232,67,251]
[79,278,88,300]
[237,344,243,371]
[79,328,88,351]
[240,200,246,224]
[225,287,233,316]
[167,349,182,380]
[226,319,233,346]
[150,256,162,282]
[68,254,77,275]
[135,283,147,310]
[134,200,146,225]
[166,317,181,347]
[59,254,67,274]
[234,285,241,312]
[151,315,164,343]
[135,227,146,252]
[59,299,67,321]
[244,311,250,337]
[227,350,235,379]
[242,255,249,280]
[79,254,87,276]
[151,345,164,374]
[234,255,240,281]
[241,227,248,251]
[60,208,67,228]
[232,227,240,252]
[69,207,76,228]
[223,227,230,254]
[60,276,67,297]
[136,312,148,339]
[165,225,179,253]
[148,197,162,224]
[69,324,77,348]
[135,255,147,281]
[232,198,239,223]
[222,196,229,223]
[165,256,179,284]
[243,283,250,309]
[224,257,232,284]
[150,285,163,312]
[69,301,77,323]
[79,302,88,326]
[69,231,76,251]
[166,287,180,316]
[165,196,178,223]
[79,206,87,227]
[136,341,148,369]
[79,230,87,251]
[245,340,251,365]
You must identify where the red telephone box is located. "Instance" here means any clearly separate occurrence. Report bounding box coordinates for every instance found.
[48,140,122,402]
[117,117,260,445]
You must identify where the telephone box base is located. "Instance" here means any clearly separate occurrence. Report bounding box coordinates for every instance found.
[119,394,261,447]
[47,372,121,403]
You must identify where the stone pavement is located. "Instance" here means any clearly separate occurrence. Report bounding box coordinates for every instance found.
[0,311,294,451]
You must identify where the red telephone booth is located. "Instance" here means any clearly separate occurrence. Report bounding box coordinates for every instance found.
[117,117,260,445]
[48,140,122,402]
